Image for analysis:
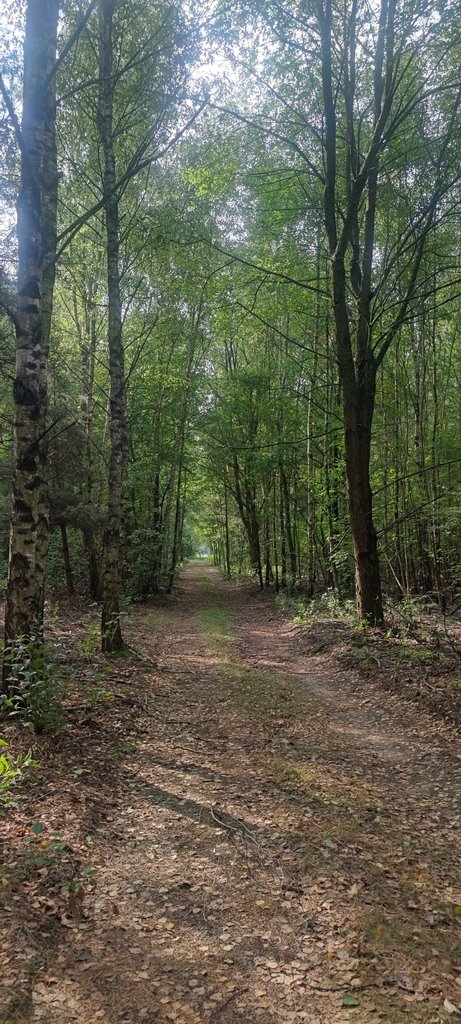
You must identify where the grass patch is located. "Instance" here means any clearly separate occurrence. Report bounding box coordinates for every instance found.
[397,646,438,664]
[196,605,236,657]
[266,756,320,797]
[139,608,172,627]
[197,607,235,643]
[360,905,458,964]
[198,601,309,721]
[223,663,302,719]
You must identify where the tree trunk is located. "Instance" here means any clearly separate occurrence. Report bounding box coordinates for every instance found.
[74,275,102,599]
[343,366,383,623]
[306,386,315,598]
[264,497,272,586]
[232,454,263,587]
[167,468,182,593]
[273,484,279,592]
[3,0,59,685]
[279,479,287,589]
[223,477,231,577]
[150,470,163,593]
[247,516,263,589]
[60,524,75,597]
[318,0,385,624]
[307,242,321,597]
[280,465,296,582]
[159,315,197,582]
[83,525,102,601]
[98,0,127,652]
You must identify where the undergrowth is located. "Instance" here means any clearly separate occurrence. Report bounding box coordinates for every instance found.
[0,740,36,803]
[276,589,355,623]
[0,637,68,733]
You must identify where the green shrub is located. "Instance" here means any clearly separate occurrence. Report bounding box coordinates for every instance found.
[276,588,354,624]
[1,638,66,733]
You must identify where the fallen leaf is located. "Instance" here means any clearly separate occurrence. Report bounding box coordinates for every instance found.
[443,999,460,1015]
[395,973,415,992]
[343,994,360,1007]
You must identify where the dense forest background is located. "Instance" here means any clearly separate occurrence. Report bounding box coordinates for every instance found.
[0,0,460,666]
[2,10,461,1019]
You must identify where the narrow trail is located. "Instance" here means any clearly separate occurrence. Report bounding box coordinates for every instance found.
[235,581,461,815]
[17,564,461,1023]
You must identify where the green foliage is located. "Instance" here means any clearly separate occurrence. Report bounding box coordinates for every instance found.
[276,590,355,624]
[126,527,165,598]
[19,822,95,897]
[46,527,87,590]
[1,0,461,633]
[1,639,66,733]
[76,620,100,658]
[0,740,36,803]
[23,823,67,868]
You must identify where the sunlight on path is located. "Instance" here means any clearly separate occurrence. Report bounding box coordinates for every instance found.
[23,561,461,1024]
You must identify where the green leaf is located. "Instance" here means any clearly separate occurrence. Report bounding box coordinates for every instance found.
[342,994,360,1008]
[31,822,45,835]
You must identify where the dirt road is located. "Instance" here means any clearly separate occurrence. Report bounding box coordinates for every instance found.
[3,563,461,1023]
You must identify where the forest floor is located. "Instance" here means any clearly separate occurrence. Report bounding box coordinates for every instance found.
[1,562,461,1024]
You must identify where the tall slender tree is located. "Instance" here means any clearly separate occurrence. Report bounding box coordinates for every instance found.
[98,0,128,651]
[1,0,60,684]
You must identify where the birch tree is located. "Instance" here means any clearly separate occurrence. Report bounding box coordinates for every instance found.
[1,0,60,684]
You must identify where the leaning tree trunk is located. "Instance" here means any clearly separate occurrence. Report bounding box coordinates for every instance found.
[3,0,59,686]
[98,0,127,652]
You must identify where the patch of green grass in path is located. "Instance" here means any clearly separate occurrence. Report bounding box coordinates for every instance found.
[224,665,302,720]
[197,606,235,644]
[197,601,306,722]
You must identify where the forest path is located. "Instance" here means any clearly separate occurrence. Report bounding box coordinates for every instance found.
[14,563,461,1024]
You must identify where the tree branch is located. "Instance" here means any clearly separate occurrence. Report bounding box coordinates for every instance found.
[0,73,26,157]
[46,0,99,86]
